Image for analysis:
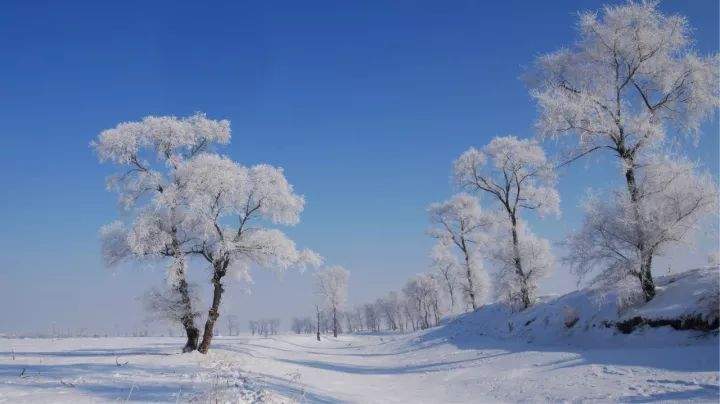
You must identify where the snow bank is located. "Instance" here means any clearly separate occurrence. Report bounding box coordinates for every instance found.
[437,267,719,348]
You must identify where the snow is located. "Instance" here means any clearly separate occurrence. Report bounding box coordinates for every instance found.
[1,331,717,403]
[2,268,717,402]
[438,266,719,348]
[624,268,719,323]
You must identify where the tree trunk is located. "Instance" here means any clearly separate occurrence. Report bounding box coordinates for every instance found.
[443,269,456,311]
[198,262,226,354]
[622,154,656,302]
[177,277,199,353]
[460,237,477,310]
[170,236,199,353]
[332,307,338,338]
[316,305,321,341]
[509,215,531,310]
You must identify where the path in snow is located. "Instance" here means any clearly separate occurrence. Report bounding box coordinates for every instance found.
[1,332,718,402]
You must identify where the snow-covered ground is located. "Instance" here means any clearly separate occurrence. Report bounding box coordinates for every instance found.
[2,268,718,403]
[1,331,717,403]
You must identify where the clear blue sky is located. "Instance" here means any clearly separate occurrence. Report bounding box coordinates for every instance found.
[1,0,717,335]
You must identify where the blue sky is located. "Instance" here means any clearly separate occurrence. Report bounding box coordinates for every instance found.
[1,0,717,335]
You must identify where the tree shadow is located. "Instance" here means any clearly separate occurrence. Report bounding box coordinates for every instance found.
[277,352,510,375]
[1,347,171,358]
[0,362,198,402]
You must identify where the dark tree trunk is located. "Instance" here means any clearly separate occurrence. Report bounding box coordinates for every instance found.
[459,237,477,310]
[198,261,227,354]
[509,215,531,310]
[638,250,656,301]
[182,321,199,353]
[316,305,321,341]
[177,276,199,353]
[170,235,199,353]
[332,307,338,338]
[622,154,655,302]
[443,268,456,311]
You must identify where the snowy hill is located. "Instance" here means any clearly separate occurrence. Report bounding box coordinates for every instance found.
[430,267,719,348]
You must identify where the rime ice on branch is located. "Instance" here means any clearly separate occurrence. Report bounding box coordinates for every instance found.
[93,113,321,353]
[93,113,230,352]
[314,265,350,338]
[529,1,720,301]
[177,153,322,352]
[454,136,559,309]
[428,194,491,311]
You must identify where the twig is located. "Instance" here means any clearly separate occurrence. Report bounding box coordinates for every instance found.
[60,379,76,388]
[116,356,129,366]
[125,383,135,402]
[19,368,26,378]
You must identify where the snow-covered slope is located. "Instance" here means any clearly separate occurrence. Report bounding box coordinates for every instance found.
[621,268,719,330]
[432,267,719,348]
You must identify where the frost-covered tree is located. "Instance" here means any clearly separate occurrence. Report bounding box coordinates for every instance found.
[141,284,201,329]
[493,224,554,309]
[530,1,719,300]
[363,303,381,332]
[403,274,441,329]
[428,194,490,311]
[565,154,718,301]
[314,265,350,338]
[429,241,460,312]
[178,153,322,352]
[226,314,240,336]
[376,292,403,331]
[93,113,230,352]
[454,136,559,309]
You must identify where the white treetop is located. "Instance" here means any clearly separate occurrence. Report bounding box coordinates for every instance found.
[531,1,719,154]
[92,113,230,210]
[314,265,350,313]
[178,153,322,280]
[454,136,560,219]
[428,194,490,310]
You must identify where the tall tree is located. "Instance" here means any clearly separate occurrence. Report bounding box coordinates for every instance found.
[427,194,490,310]
[530,1,719,300]
[314,266,350,338]
[93,113,230,352]
[178,153,322,353]
[454,136,559,309]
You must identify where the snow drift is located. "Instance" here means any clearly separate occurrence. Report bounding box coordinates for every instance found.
[437,267,719,348]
